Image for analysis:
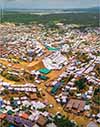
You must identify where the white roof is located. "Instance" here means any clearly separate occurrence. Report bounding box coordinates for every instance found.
[46,123,57,127]
[5,106,12,111]
[22,100,30,106]
[84,105,90,110]
[31,101,46,109]
[97,113,100,118]
[87,121,98,127]
[97,119,100,123]
[43,51,67,70]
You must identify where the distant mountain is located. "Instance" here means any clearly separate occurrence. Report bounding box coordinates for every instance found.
[63,7,100,13]
[4,6,100,13]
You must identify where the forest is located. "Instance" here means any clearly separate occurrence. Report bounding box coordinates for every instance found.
[1,11,99,26]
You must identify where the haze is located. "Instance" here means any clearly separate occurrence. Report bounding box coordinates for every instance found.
[0,0,99,9]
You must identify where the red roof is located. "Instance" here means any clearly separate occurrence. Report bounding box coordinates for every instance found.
[20,113,29,119]
[0,113,7,119]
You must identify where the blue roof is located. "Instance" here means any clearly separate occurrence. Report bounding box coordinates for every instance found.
[9,125,15,127]
[55,82,62,87]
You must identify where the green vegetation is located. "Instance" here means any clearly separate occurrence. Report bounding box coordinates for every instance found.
[1,11,99,26]
[97,52,100,56]
[94,88,100,96]
[75,77,87,90]
[76,52,91,63]
[93,95,100,105]
[61,74,74,84]
[1,71,20,82]
[3,89,9,95]
[23,72,35,82]
[1,68,34,82]
[0,119,11,127]
[95,64,100,76]
[53,115,77,127]
[93,88,100,105]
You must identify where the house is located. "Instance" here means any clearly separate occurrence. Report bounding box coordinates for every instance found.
[39,68,51,74]
[65,99,85,114]
[20,113,29,119]
[42,51,67,70]
[87,121,98,127]
[33,124,40,127]
[46,123,57,127]
[51,82,62,95]
[29,93,38,100]
[97,113,100,119]
[0,113,6,120]
[37,115,47,126]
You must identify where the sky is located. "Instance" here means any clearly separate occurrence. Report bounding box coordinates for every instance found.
[0,0,99,9]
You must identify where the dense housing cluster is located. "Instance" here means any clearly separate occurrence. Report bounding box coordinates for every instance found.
[0,23,100,127]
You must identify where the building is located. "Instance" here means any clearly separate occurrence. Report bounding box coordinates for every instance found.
[65,99,85,114]
[37,115,47,126]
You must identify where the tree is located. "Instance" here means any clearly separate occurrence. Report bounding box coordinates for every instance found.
[3,89,9,94]
[53,115,76,127]
[93,88,100,105]
[94,88,100,96]
[94,95,100,105]
[0,0,16,23]
[75,78,86,90]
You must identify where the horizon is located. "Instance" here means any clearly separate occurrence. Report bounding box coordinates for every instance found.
[0,0,99,9]
[3,6,100,10]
